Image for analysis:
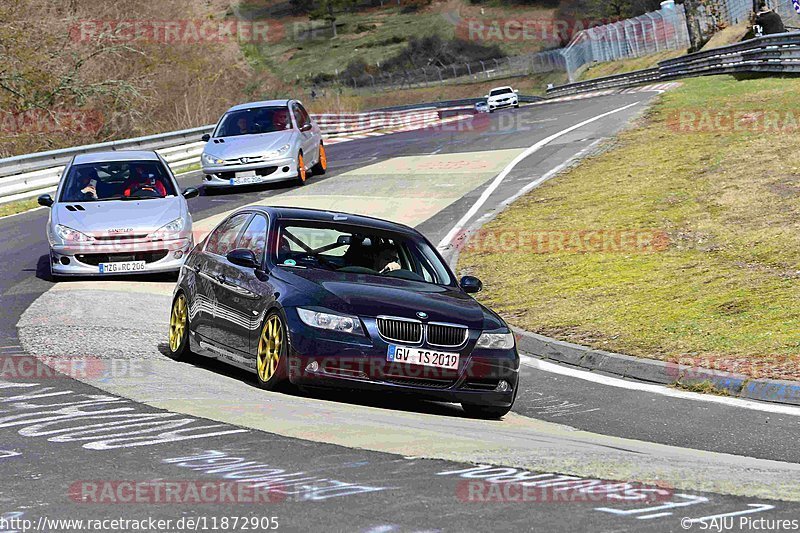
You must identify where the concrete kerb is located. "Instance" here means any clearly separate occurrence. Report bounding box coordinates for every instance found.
[512,326,800,406]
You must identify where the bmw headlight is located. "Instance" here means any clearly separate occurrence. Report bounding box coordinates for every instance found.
[264,144,291,159]
[55,224,94,243]
[150,217,185,241]
[297,308,364,335]
[202,153,223,166]
[475,330,515,350]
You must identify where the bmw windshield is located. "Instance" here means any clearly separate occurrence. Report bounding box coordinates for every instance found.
[59,161,177,202]
[273,221,454,286]
[214,107,293,138]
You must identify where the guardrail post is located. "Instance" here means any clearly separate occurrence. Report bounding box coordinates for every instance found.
[435,67,443,83]
[466,62,471,76]
[480,60,487,77]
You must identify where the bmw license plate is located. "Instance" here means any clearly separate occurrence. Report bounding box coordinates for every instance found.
[387,345,459,370]
[231,171,260,185]
[98,261,146,273]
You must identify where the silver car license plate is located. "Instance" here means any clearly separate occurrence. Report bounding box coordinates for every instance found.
[98,261,146,273]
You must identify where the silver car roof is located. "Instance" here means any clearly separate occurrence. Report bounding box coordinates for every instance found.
[72,151,160,164]
[226,100,291,113]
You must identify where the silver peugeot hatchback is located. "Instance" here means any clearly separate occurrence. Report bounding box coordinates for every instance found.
[200,99,326,189]
[38,150,198,278]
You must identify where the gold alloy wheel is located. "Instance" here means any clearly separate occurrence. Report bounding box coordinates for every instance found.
[257,315,283,382]
[298,153,306,182]
[169,294,187,352]
[319,144,327,170]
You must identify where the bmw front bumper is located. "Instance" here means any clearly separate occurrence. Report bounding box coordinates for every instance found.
[283,308,520,407]
[202,156,298,188]
[488,98,518,110]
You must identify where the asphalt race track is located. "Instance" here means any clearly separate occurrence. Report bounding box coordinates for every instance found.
[3,91,800,532]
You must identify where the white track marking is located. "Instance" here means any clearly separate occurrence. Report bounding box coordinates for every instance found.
[437,102,640,249]
[683,504,776,525]
[520,355,800,416]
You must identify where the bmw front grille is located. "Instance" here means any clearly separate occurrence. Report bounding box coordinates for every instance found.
[376,317,468,348]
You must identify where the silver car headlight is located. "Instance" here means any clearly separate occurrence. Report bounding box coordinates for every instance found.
[264,144,291,159]
[150,217,185,241]
[475,331,515,350]
[55,224,94,243]
[202,153,223,166]
[297,308,364,335]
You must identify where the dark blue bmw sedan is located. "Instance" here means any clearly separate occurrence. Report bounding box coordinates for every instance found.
[168,206,519,418]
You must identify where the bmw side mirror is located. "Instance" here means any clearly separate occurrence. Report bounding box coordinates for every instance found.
[38,194,54,207]
[514,89,519,93]
[300,123,313,132]
[201,133,211,142]
[227,248,259,269]
[460,275,482,294]
[182,187,199,199]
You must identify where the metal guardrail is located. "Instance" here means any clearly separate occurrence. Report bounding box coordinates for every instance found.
[0,106,448,204]
[546,32,800,98]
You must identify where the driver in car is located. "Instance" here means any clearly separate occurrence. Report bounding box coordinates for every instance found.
[273,109,291,130]
[73,167,99,200]
[123,164,167,197]
[374,245,401,274]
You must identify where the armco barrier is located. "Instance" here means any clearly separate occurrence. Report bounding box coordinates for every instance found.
[546,31,800,98]
[0,107,445,204]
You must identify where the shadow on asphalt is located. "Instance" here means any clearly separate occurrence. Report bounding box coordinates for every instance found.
[157,342,478,420]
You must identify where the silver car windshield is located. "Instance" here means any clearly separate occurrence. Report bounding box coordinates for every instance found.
[214,107,293,138]
[59,161,177,202]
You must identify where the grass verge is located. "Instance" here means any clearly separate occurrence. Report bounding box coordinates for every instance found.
[578,50,685,81]
[458,75,800,381]
[0,198,40,218]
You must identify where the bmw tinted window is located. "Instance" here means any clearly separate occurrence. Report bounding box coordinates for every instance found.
[489,88,513,96]
[237,214,268,264]
[274,221,453,286]
[205,213,250,256]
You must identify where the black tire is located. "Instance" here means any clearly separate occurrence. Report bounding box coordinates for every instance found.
[489,108,495,113]
[461,402,513,419]
[295,152,308,186]
[255,311,289,390]
[514,103,520,108]
[310,143,327,175]
[167,292,192,361]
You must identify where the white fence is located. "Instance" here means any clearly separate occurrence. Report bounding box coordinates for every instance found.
[562,3,691,82]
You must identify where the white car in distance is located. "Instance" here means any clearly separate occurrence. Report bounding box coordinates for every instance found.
[484,86,520,112]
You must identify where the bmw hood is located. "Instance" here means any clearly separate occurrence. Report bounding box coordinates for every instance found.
[204,131,296,160]
[53,197,184,237]
[277,269,490,330]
